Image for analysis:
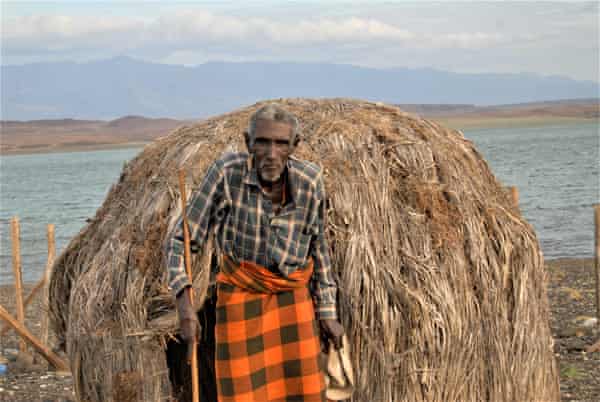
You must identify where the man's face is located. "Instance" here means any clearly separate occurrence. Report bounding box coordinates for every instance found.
[250,119,294,183]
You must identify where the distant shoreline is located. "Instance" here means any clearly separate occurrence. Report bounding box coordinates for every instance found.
[1,106,597,156]
[433,115,598,131]
[1,141,150,156]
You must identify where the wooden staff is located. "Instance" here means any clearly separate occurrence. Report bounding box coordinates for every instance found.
[595,205,600,326]
[178,169,200,402]
[41,224,56,347]
[11,217,26,352]
[0,304,68,371]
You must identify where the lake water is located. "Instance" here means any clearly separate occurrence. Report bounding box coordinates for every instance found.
[1,121,598,284]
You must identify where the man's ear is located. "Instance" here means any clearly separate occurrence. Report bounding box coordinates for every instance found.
[243,130,251,151]
[290,132,301,152]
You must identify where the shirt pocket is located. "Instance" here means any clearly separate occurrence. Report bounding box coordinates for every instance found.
[271,208,314,263]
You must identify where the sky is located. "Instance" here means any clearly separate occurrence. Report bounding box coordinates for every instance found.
[1,1,598,82]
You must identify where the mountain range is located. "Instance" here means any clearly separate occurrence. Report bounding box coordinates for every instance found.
[2,56,599,120]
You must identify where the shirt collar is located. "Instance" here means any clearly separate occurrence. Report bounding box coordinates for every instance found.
[243,153,260,186]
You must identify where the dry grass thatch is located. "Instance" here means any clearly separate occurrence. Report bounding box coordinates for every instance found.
[48,98,559,402]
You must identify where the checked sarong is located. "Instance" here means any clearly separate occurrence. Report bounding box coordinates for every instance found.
[215,255,326,402]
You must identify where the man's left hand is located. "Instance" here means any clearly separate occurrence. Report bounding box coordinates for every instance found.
[319,319,344,349]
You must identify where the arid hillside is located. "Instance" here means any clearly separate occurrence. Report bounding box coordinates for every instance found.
[401,99,600,129]
[0,116,192,154]
[1,99,597,155]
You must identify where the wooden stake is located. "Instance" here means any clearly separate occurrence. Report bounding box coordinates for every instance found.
[0,304,68,371]
[595,205,600,326]
[41,224,56,348]
[0,277,44,337]
[178,170,200,402]
[509,186,519,208]
[11,217,26,352]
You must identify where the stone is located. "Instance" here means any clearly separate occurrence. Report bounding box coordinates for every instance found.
[586,339,600,353]
[3,348,19,361]
[563,337,587,352]
[559,324,595,338]
[9,351,38,372]
[573,315,598,328]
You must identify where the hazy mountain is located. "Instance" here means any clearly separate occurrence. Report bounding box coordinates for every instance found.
[2,56,598,120]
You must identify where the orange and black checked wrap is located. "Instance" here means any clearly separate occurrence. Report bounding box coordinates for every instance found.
[215,256,326,402]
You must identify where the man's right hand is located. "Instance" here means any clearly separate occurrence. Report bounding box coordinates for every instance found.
[180,316,201,342]
[176,287,202,362]
[180,316,201,361]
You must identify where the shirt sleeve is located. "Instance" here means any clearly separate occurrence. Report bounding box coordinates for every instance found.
[309,173,338,320]
[164,160,227,298]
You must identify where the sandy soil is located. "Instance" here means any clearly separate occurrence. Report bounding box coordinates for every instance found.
[1,258,599,401]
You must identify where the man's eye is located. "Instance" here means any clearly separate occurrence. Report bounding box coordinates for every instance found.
[254,138,269,146]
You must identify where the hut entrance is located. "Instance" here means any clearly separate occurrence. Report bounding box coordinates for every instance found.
[166,293,218,402]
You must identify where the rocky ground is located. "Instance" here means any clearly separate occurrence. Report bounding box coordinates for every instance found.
[546,258,600,402]
[0,283,75,401]
[1,259,599,401]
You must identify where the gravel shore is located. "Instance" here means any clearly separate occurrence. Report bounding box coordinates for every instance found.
[1,258,599,401]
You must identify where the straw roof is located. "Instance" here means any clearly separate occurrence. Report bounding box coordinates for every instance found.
[49,98,559,402]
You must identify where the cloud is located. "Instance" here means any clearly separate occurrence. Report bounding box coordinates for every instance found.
[1,4,596,82]
[2,10,508,54]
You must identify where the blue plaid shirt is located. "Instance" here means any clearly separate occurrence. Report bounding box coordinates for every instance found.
[165,152,338,320]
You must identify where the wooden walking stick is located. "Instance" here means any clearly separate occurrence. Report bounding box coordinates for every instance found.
[178,169,200,402]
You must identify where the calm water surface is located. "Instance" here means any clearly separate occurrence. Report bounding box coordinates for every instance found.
[1,148,142,284]
[464,121,598,259]
[0,121,598,284]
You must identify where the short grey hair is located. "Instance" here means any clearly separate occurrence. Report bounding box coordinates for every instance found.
[247,104,300,147]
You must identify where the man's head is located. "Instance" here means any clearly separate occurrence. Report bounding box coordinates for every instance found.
[245,104,300,183]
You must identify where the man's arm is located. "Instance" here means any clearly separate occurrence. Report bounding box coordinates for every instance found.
[164,160,228,298]
[309,173,338,321]
[310,173,344,348]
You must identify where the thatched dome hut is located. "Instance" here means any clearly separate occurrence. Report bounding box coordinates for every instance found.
[49,98,559,402]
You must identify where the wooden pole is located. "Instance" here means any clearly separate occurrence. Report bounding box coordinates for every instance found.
[0,277,44,337]
[11,217,26,352]
[2,224,56,339]
[595,205,600,326]
[0,304,68,371]
[178,170,200,402]
[41,224,56,348]
[509,186,519,208]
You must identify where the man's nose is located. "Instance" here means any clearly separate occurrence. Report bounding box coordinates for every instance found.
[267,142,277,157]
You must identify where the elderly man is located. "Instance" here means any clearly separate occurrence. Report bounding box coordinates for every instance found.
[165,104,344,402]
